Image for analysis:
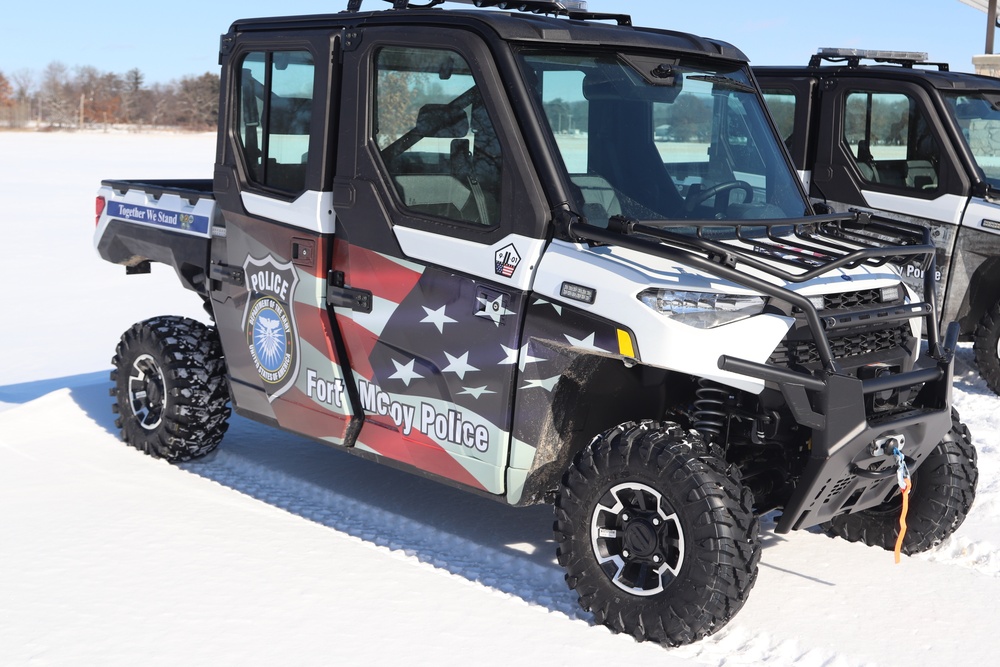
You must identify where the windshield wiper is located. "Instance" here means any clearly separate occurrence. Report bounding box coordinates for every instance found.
[687,74,755,93]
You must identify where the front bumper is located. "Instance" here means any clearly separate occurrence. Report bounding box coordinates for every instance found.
[720,328,956,533]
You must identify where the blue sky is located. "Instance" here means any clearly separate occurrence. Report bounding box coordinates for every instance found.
[0,0,994,84]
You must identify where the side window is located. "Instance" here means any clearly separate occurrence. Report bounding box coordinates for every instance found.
[842,91,941,192]
[374,46,503,226]
[762,89,797,148]
[237,50,315,193]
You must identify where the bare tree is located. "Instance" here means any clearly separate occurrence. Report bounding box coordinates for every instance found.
[2,61,220,131]
[174,72,220,129]
[0,71,12,107]
[0,69,34,127]
[40,62,76,127]
[11,69,35,102]
[121,68,144,124]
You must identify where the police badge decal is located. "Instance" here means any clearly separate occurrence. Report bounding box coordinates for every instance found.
[242,254,301,401]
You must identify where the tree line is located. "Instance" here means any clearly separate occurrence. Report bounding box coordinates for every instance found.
[541,94,717,142]
[0,64,219,130]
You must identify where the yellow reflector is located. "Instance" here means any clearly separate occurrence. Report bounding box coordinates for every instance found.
[617,329,635,358]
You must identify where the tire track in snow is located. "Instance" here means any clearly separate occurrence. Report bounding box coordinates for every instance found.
[176,436,867,666]
[179,445,589,620]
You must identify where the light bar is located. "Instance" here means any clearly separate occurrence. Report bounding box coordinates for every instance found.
[450,0,588,9]
[817,47,928,62]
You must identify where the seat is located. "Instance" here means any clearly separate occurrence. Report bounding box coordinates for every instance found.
[855,140,879,183]
[570,174,622,227]
[905,159,937,190]
[450,138,493,224]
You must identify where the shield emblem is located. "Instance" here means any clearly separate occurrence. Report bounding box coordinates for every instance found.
[242,254,301,402]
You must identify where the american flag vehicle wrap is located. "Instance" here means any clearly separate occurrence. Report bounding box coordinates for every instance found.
[220,219,627,501]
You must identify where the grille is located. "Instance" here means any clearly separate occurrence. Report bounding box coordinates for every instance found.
[822,288,881,310]
[797,288,903,312]
[770,325,910,367]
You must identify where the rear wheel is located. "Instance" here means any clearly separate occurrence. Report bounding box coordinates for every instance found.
[110,316,230,462]
[554,421,760,645]
[823,411,977,554]
[974,300,1000,396]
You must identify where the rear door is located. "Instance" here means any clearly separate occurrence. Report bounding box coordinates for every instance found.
[210,34,360,447]
[331,26,549,494]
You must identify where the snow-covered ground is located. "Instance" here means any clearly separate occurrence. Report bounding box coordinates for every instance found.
[2,130,1000,666]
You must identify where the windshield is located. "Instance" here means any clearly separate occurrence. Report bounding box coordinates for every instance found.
[517,51,809,232]
[942,91,1000,189]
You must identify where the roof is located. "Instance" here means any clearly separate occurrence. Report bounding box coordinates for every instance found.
[754,62,1000,92]
[226,6,748,63]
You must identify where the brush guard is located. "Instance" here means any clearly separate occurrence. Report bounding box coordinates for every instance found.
[561,210,959,532]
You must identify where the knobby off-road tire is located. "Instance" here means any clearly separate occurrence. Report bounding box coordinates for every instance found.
[110,316,231,462]
[974,300,1000,396]
[554,421,760,646]
[823,411,977,555]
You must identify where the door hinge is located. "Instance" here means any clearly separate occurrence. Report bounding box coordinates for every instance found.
[342,28,363,53]
[327,270,372,313]
[210,263,245,287]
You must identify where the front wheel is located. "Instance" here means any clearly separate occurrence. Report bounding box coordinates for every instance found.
[823,410,977,554]
[110,316,231,462]
[974,300,1000,396]
[554,421,760,645]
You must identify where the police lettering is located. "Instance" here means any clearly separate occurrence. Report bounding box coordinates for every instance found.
[358,379,416,436]
[249,270,290,300]
[420,403,489,453]
[904,264,942,282]
[306,369,344,408]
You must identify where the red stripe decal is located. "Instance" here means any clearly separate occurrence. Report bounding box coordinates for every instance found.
[294,300,341,362]
[271,386,351,442]
[336,315,378,381]
[357,422,487,491]
[343,244,423,305]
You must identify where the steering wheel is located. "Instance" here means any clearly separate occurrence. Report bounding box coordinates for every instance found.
[684,180,754,215]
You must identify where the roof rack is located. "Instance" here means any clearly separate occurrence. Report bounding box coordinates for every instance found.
[344,0,632,25]
[809,47,949,71]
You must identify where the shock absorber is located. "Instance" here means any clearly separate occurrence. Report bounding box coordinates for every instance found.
[693,379,731,442]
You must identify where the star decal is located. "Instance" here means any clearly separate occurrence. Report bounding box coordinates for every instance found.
[420,305,457,334]
[564,332,609,353]
[388,358,423,386]
[458,385,495,399]
[442,351,479,380]
[533,296,563,316]
[500,343,545,373]
[521,375,560,392]
[476,294,516,326]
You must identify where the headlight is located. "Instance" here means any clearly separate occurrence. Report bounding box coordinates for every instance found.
[638,289,766,329]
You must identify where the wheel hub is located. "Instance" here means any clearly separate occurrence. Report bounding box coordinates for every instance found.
[590,481,685,596]
[128,353,165,430]
[622,519,658,558]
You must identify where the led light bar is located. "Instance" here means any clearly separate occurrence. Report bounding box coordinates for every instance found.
[816,47,928,62]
